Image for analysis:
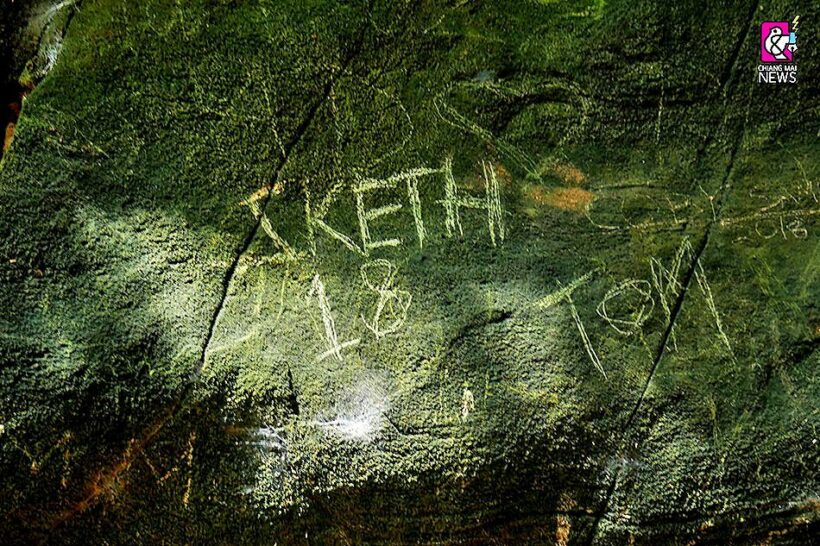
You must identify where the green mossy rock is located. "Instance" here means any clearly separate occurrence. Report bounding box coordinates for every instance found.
[1,1,817,544]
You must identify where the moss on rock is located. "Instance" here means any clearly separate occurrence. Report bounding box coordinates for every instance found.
[1,0,817,544]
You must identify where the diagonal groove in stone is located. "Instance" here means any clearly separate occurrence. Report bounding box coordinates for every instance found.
[38,24,369,535]
[196,47,357,380]
[585,1,760,542]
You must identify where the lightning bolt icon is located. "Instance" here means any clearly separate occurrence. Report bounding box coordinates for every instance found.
[792,15,800,31]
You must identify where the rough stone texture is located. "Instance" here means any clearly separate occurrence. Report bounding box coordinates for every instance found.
[0,1,817,544]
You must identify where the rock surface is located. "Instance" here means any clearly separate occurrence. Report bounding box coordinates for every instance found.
[0,1,817,544]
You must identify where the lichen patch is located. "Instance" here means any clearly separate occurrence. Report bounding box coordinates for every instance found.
[524,185,595,213]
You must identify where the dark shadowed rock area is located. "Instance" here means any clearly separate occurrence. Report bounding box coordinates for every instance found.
[0,1,817,544]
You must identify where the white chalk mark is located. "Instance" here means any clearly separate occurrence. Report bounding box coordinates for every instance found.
[721,207,819,227]
[433,79,591,171]
[655,83,664,146]
[433,92,539,176]
[699,184,717,221]
[535,272,605,378]
[357,166,443,250]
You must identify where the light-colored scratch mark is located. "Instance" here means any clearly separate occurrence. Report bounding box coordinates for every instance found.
[368,86,416,168]
[651,238,734,358]
[315,339,361,363]
[360,259,412,339]
[596,279,655,336]
[205,329,257,356]
[251,265,268,316]
[247,200,296,260]
[243,180,284,206]
[436,356,447,425]
[483,370,491,408]
[141,451,161,480]
[585,210,622,232]
[664,195,689,226]
[143,451,178,484]
[536,271,595,309]
[649,241,686,350]
[274,265,289,324]
[777,143,818,204]
[533,271,605,377]
[0,425,73,477]
[43,0,78,17]
[305,183,364,256]
[693,259,734,358]
[384,167,445,183]
[406,174,426,249]
[142,430,196,498]
[355,166,443,250]
[329,89,344,177]
[355,176,403,254]
[720,207,819,227]
[565,288,606,379]
[585,190,715,234]
[259,76,287,161]
[654,78,665,147]
[699,184,717,221]
[310,274,360,362]
[433,94,539,177]
[786,219,808,239]
[483,160,506,245]
[795,157,817,203]
[433,79,591,171]
[182,431,195,507]
[720,195,816,241]
[442,156,463,238]
[461,382,475,422]
[439,158,505,246]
